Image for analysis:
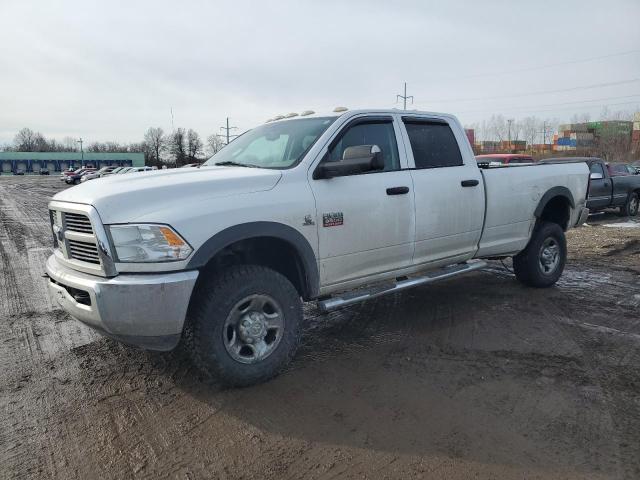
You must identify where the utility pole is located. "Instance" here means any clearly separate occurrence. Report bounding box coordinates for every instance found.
[396,82,414,110]
[507,119,514,152]
[220,117,238,145]
[77,138,84,166]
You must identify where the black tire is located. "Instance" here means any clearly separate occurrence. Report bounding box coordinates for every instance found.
[621,192,639,217]
[184,265,303,387]
[513,221,567,288]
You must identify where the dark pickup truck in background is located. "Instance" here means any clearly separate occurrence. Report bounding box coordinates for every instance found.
[541,157,640,217]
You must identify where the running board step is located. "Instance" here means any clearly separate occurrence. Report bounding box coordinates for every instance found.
[318,260,487,312]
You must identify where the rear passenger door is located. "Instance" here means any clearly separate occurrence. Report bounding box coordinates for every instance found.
[400,117,485,266]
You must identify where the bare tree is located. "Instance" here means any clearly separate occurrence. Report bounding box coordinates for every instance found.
[143,127,166,166]
[487,115,507,142]
[521,116,538,150]
[186,129,203,162]
[206,133,225,156]
[62,137,78,151]
[169,128,187,166]
[14,128,38,151]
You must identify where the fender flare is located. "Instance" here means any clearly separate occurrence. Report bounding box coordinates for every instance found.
[186,221,319,299]
[534,186,575,218]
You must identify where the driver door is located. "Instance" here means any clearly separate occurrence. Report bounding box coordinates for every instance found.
[309,116,415,287]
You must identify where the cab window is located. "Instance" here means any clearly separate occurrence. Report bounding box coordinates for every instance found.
[590,162,605,177]
[327,120,400,171]
[403,120,463,169]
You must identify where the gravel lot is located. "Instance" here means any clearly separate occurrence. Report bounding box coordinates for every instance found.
[1,176,639,479]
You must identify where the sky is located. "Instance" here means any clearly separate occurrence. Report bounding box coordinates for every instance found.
[1,0,639,146]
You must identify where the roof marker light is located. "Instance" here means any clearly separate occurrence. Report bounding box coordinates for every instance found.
[300,110,315,116]
[285,112,299,118]
[333,106,348,112]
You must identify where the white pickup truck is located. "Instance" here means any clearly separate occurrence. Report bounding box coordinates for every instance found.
[46,109,589,386]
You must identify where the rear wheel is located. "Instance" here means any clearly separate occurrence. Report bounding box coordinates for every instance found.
[621,192,639,217]
[184,265,303,387]
[513,221,567,288]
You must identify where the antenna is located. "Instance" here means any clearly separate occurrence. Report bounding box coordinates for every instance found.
[170,107,175,131]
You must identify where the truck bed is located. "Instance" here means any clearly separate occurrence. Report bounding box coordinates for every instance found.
[475,161,590,257]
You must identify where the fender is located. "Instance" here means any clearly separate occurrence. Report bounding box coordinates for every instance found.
[534,186,575,217]
[186,221,319,299]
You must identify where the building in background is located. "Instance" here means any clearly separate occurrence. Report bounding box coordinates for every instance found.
[464,128,475,146]
[0,152,145,174]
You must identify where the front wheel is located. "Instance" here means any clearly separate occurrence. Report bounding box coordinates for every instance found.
[184,265,303,387]
[513,221,567,288]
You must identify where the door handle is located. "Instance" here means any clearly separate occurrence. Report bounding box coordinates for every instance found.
[386,186,410,195]
[461,179,479,187]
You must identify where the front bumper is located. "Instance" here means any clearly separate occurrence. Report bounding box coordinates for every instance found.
[46,254,199,351]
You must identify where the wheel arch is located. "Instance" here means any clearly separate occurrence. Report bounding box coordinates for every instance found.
[533,187,575,231]
[186,221,319,300]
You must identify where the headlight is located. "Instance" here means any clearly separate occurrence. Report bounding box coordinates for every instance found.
[107,224,192,263]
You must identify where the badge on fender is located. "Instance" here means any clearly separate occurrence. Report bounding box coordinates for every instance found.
[323,212,343,227]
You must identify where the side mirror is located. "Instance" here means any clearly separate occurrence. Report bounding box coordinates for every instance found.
[314,145,384,179]
[590,172,604,180]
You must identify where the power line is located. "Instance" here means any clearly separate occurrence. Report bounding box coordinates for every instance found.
[422,78,640,104]
[455,94,640,114]
[457,99,640,117]
[440,49,640,81]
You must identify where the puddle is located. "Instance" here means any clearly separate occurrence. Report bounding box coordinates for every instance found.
[556,268,613,289]
[603,221,640,229]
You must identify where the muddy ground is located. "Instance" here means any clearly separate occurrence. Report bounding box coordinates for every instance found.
[1,176,639,480]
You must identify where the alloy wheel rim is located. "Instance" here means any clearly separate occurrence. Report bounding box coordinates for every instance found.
[539,237,560,275]
[630,196,639,215]
[223,294,284,364]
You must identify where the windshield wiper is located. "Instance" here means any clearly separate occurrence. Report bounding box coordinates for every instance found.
[214,161,260,168]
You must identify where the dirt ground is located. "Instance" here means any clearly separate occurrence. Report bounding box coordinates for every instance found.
[1,176,639,480]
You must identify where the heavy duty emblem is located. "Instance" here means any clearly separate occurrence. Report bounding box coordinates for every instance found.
[322,212,343,227]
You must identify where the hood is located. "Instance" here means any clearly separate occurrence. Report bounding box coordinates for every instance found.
[52,165,282,223]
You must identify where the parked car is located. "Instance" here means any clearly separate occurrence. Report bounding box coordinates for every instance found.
[39,168,50,175]
[64,168,95,185]
[46,108,589,386]
[14,169,25,175]
[104,167,125,176]
[475,154,534,167]
[540,157,640,216]
[61,168,81,181]
[608,163,639,176]
[81,166,118,182]
[116,167,134,174]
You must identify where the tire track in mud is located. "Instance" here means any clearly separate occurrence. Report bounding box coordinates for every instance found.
[2,177,640,479]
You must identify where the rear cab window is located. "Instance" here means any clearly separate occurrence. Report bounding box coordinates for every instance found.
[402,118,464,169]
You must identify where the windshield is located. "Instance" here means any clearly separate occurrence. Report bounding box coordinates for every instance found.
[204,117,336,169]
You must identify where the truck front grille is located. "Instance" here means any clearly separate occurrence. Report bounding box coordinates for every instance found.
[48,203,115,276]
[63,212,94,234]
[67,239,101,264]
